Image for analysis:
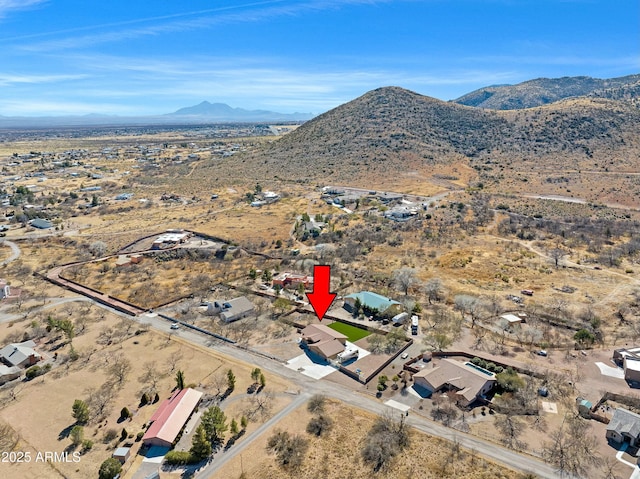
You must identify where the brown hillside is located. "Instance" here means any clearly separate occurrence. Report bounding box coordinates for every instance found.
[210,86,640,202]
[454,74,640,109]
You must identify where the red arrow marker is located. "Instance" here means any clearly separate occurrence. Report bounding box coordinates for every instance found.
[306,265,336,321]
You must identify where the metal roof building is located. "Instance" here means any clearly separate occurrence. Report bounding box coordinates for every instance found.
[142,388,203,448]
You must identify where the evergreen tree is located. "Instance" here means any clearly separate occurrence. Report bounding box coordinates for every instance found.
[200,405,228,443]
[175,370,185,390]
[72,399,89,425]
[226,369,236,392]
[190,425,212,460]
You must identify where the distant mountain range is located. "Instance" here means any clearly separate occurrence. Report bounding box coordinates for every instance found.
[169,101,314,121]
[1,74,639,128]
[0,102,314,128]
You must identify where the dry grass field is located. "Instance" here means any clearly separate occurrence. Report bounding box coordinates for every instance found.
[214,398,526,479]
[0,304,294,479]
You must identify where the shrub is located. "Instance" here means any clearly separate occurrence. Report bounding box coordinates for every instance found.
[103,429,118,443]
[98,458,122,479]
[25,365,42,380]
[120,407,130,421]
[81,439,93,451]
[266,430,308,469]
[136,431,144,442]
[307,394,326,414]
[164,451,197,465]
[306,414,333,437]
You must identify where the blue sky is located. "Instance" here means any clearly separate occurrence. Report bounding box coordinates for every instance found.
[0,0,638,116]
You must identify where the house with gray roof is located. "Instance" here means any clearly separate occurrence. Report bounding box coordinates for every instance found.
[0,364,21,385]
[30,218,53,229]
[0,340,41,368]
[606,408,640,446]
[207,297,255,323]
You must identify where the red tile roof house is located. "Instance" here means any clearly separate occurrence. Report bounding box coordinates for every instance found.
[272,272,314,289]
[142,388,203,448]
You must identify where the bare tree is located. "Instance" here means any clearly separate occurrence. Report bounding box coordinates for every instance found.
[423,278,444,304]
[542,414,601,477]
[139,361,163,395]
[495,414,527,450]
[454,294,485,328]
[549,247,568,268]
[0,421,18,451]
[86,383,115,422]
[108,357,132,387]
[167,351,182,373]
[88,241,107,257]
[244,389,274,421]
[392,267,418,296]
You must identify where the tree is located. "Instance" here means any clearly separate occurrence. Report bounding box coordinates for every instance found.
[261,269,272,283]
[0,422,18,451]
[108,357,132,387]
[496,369,526,392]
[259,372,266,389]
[267,430,309,469]
[574,328,596,348]
[423,278,444,304]
[120,407,131,421]
[175,370,185,390]
[385,327,406,353]
[190,424,212,460]
[542,414,601,477]
[88,241,107,257]
[549,247,568,268]
[201,405,228,444]
[227,369,236,392]
[98,458,122,479]
[307,394,326,414]
[392,267,418,295]
[361,412,409,472]
[423,331,453,351]
[306,414,333,437]
[454,294,485,328]
[70,425,84,447]
[251,367,262,383]
[86,382,116,421]
[495,414,526,449]
[240,415,248,430]
[72,399,89,425]
[91,194,99,207]
[230,418,239,436]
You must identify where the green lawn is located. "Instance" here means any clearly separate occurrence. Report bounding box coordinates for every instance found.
[327,321,371,342]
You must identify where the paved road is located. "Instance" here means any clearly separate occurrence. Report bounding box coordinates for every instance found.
[0,239,21,265]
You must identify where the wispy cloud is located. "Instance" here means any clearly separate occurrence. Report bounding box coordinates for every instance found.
[17,0,391,52]
[0,72,88,86]
[0,0,46,19]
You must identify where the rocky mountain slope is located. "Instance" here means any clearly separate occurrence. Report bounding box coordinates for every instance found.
[453,74,640,110]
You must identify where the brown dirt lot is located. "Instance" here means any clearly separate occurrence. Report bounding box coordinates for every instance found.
[213,398,527,479]
[0,305,293,479]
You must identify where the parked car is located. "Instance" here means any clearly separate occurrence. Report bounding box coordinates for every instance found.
[400,352,409,360]
[170,323,180,330]
[537,350,548,356]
